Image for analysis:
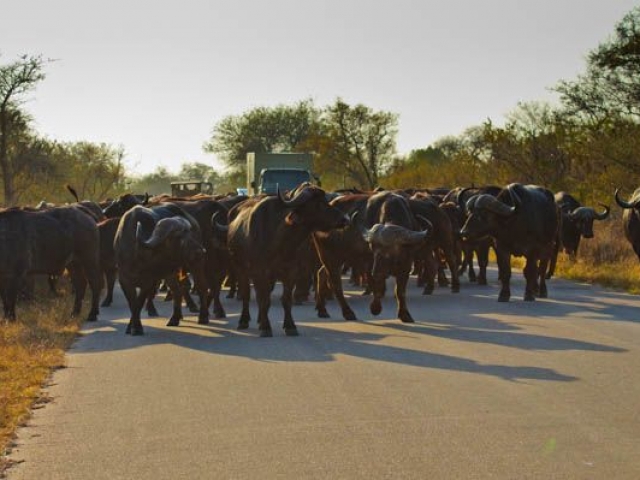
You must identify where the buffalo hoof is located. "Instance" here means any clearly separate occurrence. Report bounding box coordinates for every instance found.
[317,309,330,319]
[498,294,510,302]
[370,299,382,316]
[101,299,112,308]
[399,311,414,323]
[85,313,98,322]
[188,305,200,314]
[237,319,250,330]
[259,328,273,338]
[478,278,487,286]
[539,288,548,299]
[422,286,434,295]
[128,324,143,336]
[451,285,460,294]
[213,309,226,319]
[166,316,181,327]
[198,315,210,325]
[343,310,357,321]
[284,327,299,337]
[147,305,159,317]
[225,292,235,299]
[524,294,535,302]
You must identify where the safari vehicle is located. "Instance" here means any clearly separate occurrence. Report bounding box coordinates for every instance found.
[170,180,213,198]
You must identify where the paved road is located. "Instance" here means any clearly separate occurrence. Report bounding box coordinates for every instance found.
[7,268,640,479]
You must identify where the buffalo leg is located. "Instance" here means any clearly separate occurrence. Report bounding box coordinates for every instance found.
[165,275,184,327]
[496,249,511,302]
[443,245,460,293]
[395,268,414,323]
[538,256,550,299]
[236,269,251,329]
[280,274,298,336]
[476,245,489,285]
[523,254,538,301]
[253,276,273,337]
[101,268,117,307]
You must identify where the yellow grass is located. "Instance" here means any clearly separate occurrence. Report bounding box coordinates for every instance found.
[506,220,640,293]
[0,279,81,476]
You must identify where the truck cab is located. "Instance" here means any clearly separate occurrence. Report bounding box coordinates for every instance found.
[247,152,319,196]
[254,168,314,195]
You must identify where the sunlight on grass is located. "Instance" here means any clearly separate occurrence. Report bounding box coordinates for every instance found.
[0,279,82,474]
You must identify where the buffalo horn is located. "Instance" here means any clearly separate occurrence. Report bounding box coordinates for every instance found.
[476,194,516,217]
[457,187,474,212]
[211,211,228,233]
[595,203,610,220]
[278,185,315,208]
[138,217,189,248]
[614,188,634,209]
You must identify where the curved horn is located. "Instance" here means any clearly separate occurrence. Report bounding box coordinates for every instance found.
[211,211,228,233]
[278,186,315,208]
[615,188,634,209]
[506,184,521,210]
[457,187,474,212]
[477,195,516,217]
[595,203,610,220]
[138,217,189,248]
[415,214,434,234]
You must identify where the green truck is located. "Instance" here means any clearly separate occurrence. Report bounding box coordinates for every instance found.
[246,152,318,196]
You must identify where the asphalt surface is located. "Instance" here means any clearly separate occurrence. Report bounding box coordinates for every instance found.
[6,267,640,479]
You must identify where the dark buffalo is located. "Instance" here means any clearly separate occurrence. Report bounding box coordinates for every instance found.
[548,191,609,277]
[164,198,231,319]
[445,186,501,285]
[313,193,372,321]
[103,193,149,218]
[408,195,460,295]
[114,204,208,335]
[615,187,640,261]
[0,209,73,320]
[227,185,349,337]
[0,205,102,322]
[363,192,432,323]
[460,183,558,302]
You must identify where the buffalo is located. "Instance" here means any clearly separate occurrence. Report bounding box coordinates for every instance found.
[460,183,558,302]
[227,184,349,337]
[615,187,640,261]
[363,192,432,323]
[114,203,208,335]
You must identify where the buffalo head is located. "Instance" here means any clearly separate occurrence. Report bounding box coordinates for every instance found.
[279,186,349,232]
[459,193,517,240]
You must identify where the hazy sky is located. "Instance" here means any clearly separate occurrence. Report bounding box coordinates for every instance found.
[3,0,637,175]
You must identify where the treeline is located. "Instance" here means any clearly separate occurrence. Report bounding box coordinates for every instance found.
[385,7,640,205]
[206,7,640,205]
[3,7,640,206]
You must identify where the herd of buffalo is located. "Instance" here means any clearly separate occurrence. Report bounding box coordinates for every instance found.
[1,183,640,337]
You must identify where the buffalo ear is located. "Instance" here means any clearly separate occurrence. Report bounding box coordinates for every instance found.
[285,212,301,226]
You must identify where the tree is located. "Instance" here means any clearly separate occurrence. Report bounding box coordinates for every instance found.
[556,6,640,121]
[0,54,47,206]
[320,99,398,190]
[204,99,321,171]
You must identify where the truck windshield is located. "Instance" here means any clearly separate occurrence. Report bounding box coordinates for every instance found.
[261,170,312,194]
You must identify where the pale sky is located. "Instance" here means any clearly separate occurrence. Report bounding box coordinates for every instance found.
[3,0,637,175]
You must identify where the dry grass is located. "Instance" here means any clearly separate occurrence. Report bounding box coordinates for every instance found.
[554,221,640,293]
[506,220,640,293]
[0,278,82,476]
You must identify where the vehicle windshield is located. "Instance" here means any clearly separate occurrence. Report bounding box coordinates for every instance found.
[261,170,311,194]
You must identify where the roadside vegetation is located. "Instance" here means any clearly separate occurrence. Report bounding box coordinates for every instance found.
[553,218,640,294]
[0,280,81,475]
